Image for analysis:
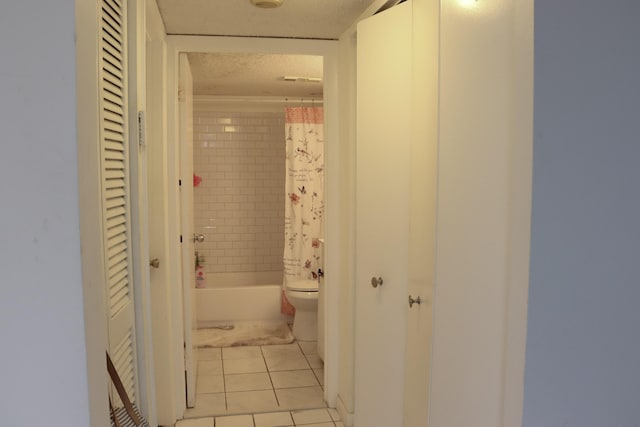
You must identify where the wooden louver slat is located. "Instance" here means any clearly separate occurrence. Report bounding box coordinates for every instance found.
[100,0,136,406]
[100,0,130,319]
[112,329,135,403]
[101,11,122,40]
[104,0,123,19]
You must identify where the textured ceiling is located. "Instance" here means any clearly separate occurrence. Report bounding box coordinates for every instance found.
[156,0,378,97]
[156,0,377,40]
[187,53,323,97]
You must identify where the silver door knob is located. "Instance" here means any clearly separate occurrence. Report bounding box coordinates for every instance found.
[408,295,422,308]
[149,258,160,269]
[193,234,205,243]
[371,277,384,288]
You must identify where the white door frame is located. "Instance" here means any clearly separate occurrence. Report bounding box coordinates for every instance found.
[127,0,157,424]
[165,35,342,413]
[76,0,110,424]
[145,20,182,427]
[178,53,197,408]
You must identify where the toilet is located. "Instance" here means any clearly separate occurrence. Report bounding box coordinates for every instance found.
[285,278,319,341]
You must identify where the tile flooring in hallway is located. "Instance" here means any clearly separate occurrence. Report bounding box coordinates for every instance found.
[176,408,343,427]
[185,341,325,418]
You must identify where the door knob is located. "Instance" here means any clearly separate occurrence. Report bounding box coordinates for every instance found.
[193,234,205,243]
[371,277,384,288]
[149,258,160,269]
[408,295,422,308]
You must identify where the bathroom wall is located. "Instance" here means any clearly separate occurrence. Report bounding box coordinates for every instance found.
[192,98,286,280]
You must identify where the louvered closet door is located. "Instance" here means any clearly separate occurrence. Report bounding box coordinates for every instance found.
[99,0,139,406]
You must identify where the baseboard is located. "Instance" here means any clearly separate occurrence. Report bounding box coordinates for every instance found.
[336,394,355,427]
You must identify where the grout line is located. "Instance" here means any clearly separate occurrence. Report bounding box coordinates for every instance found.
[220,355,229,412]
[262,344,282,408]
[311,367,322,388]
[221,360,227,394]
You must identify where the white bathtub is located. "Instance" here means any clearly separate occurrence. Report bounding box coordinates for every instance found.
[195,271,290,327]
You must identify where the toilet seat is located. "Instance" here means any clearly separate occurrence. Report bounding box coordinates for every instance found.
[286,279,318,292]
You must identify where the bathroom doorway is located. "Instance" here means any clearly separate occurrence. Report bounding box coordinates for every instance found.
[180,49,329,418]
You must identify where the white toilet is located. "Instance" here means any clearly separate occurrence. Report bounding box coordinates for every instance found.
[285,278,319,341]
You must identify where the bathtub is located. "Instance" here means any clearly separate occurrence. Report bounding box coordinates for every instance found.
[195,271,290,327]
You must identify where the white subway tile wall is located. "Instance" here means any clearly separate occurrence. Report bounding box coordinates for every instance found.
[193,103,285,277]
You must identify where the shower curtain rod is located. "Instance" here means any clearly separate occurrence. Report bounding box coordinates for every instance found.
[195,95,323,105]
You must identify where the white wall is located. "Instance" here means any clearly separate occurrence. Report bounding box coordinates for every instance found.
[335,30,357,422]
[503,0,533,425]
[0,2,92,426]
[429,0,532,426]
[523,2,640,426]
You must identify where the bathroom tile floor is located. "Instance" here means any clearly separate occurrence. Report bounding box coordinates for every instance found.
[184,340,326,419]
[176,408,343,427]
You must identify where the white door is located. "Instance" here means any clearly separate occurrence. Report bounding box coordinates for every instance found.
[403,0,439,425]
[355,2,412,426]
[179,53,197,408]
[99,0,139,406]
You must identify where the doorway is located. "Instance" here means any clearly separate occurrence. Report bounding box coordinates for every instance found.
[185,51,327,417]
[161,37,341,419]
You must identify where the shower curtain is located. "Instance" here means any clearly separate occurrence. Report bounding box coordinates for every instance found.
[282,106,324,315]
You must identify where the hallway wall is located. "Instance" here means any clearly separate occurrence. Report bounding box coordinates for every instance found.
[524,1,640,425]
[0,2,92,426]
[429,0,518,423]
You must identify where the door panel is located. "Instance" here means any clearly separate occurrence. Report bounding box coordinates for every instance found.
[355,3,412,426]
[179,53,197,408]
[403,0,439,426]
[99,0,139,406]
[428,1,514,425]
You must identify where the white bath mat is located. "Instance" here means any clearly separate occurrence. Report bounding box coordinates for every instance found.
[195,320,294,348]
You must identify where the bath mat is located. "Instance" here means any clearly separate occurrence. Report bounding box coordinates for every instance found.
[195,320,294,348]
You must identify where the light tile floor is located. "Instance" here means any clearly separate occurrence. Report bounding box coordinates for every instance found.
[176,408,343,427]
[185,341,325,419]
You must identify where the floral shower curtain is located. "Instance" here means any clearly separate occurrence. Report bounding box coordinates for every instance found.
[282,106,325,315]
